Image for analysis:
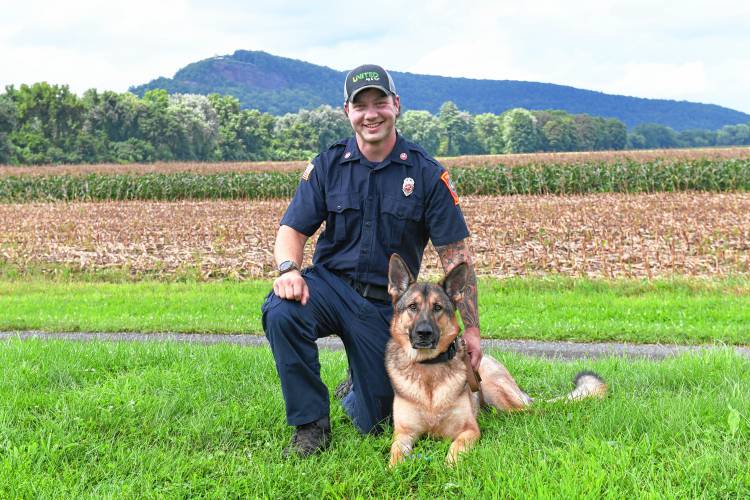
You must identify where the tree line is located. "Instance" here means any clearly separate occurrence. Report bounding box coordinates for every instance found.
[1,82,749,165]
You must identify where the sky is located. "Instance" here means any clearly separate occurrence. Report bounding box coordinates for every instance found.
[2,0,749,114]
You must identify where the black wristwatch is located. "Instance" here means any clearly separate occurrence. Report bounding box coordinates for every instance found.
[277,260,300,276]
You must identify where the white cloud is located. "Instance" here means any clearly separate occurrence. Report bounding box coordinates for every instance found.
[1,0,749,114]
[597,62,708,101]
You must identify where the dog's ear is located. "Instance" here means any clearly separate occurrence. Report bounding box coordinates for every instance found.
[441,262,468,305]
[388,253,415,300]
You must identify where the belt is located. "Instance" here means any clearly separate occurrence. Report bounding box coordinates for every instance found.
[332,271,391,303]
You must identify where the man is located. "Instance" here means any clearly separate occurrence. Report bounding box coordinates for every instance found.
[262,64,483,457]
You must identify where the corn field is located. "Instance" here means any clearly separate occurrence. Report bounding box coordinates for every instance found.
[2,148,750,202]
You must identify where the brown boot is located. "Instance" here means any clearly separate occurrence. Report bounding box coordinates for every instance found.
[283,417,331,458]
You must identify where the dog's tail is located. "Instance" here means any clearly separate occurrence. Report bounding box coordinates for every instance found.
[548,371,608,403]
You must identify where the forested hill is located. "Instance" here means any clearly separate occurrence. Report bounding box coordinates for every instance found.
[129,50,750,131]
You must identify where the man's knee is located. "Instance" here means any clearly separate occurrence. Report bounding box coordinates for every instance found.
[342,390,393,435]
[262,294,305,342]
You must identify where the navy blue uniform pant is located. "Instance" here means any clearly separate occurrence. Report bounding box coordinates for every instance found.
[261,265,394,434]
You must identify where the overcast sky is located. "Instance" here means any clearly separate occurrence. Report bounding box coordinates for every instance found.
[2,0,749,113]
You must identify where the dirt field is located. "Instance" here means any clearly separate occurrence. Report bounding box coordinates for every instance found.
[2,192,749,279]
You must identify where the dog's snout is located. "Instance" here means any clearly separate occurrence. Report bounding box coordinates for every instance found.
[411,320,438,348]
[415,323,433,338]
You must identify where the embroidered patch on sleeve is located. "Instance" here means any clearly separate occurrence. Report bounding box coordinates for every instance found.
[301,162,315,181]
[440,171,460,205]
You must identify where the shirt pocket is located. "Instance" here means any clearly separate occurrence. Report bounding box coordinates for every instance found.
[325,192,362,243]
[381,195,425,249]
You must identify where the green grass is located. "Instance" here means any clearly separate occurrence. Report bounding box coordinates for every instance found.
[480,277,750,344]
[0,340,747,497]
[0,279,270,334]
[2,274,749,345]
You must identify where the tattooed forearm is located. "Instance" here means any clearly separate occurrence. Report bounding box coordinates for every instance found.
[435,239,480,331]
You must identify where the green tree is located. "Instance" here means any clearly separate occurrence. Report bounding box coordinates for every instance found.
[542,117,576,151]
[0,95,17,163]
[600,119,627,150]
[167,93,219,160]
[456,111,481,154]
[239,109,275,160]
[79,90,149,162]
[109,138,156,163]
[82,90,144,142]
[716,123,750,146]
[438,101,474,156]
[5,82,85,163]
[473,113,504,154]
[532,110,569,130]
[397,110,442,156]
[298,105,351,153]
[677,129,717,148]
[629,123,678,149]
[138,89,177,160]
[209,93,246,160]
[533,110,570,151]
[501,108,541,153]
[627,132,647,150]
[571,115,599,151]
[272,112,318,160]
[209,94,276,161]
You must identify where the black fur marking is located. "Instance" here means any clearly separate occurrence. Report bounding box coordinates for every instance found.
[573,371,605,386]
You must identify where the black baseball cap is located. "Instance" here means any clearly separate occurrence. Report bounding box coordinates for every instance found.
[344,64,397,103]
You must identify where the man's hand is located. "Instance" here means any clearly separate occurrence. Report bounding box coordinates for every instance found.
[273,270,309,305]
[435,238,482,370]
[273,225,309,304]
[463,326,482,371]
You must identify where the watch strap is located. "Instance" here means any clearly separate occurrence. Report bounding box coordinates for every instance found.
[277,260,300,275]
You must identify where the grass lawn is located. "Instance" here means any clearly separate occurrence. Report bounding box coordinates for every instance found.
[0,340,748,497]
[1,275,749,344]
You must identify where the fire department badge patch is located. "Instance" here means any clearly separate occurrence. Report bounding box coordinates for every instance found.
[440,171,459,205]
[402,177,415,197]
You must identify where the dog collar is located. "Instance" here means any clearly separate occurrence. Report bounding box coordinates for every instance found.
[418,338,459,364]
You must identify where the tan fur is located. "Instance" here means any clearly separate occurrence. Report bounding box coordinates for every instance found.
[477,355,533,410]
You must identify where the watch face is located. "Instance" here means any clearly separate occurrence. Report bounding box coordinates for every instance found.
[278,260,297,273]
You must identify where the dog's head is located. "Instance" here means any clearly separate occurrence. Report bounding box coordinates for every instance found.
[387,253,467,355]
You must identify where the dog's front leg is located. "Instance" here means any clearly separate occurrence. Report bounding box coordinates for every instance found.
[389,431,418,467]
[446,427,480,465]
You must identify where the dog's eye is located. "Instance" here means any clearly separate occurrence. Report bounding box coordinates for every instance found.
[433,304,443,312]
[408,303,418,312]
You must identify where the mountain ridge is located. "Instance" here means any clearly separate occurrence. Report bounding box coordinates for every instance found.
[129,50,750,131]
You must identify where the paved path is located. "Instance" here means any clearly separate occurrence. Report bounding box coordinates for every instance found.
[2,331,748,360]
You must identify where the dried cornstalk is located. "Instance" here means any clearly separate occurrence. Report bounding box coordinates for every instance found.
[1,193,749,279]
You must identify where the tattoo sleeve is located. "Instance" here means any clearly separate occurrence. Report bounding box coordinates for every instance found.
[434,238,480,331]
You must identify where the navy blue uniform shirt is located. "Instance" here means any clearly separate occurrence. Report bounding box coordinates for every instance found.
[280,134,470,287]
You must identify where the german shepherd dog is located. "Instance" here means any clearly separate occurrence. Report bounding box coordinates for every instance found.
[385,254,607,466]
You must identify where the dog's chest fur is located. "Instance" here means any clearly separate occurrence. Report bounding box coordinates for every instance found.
[385,340,470,417]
